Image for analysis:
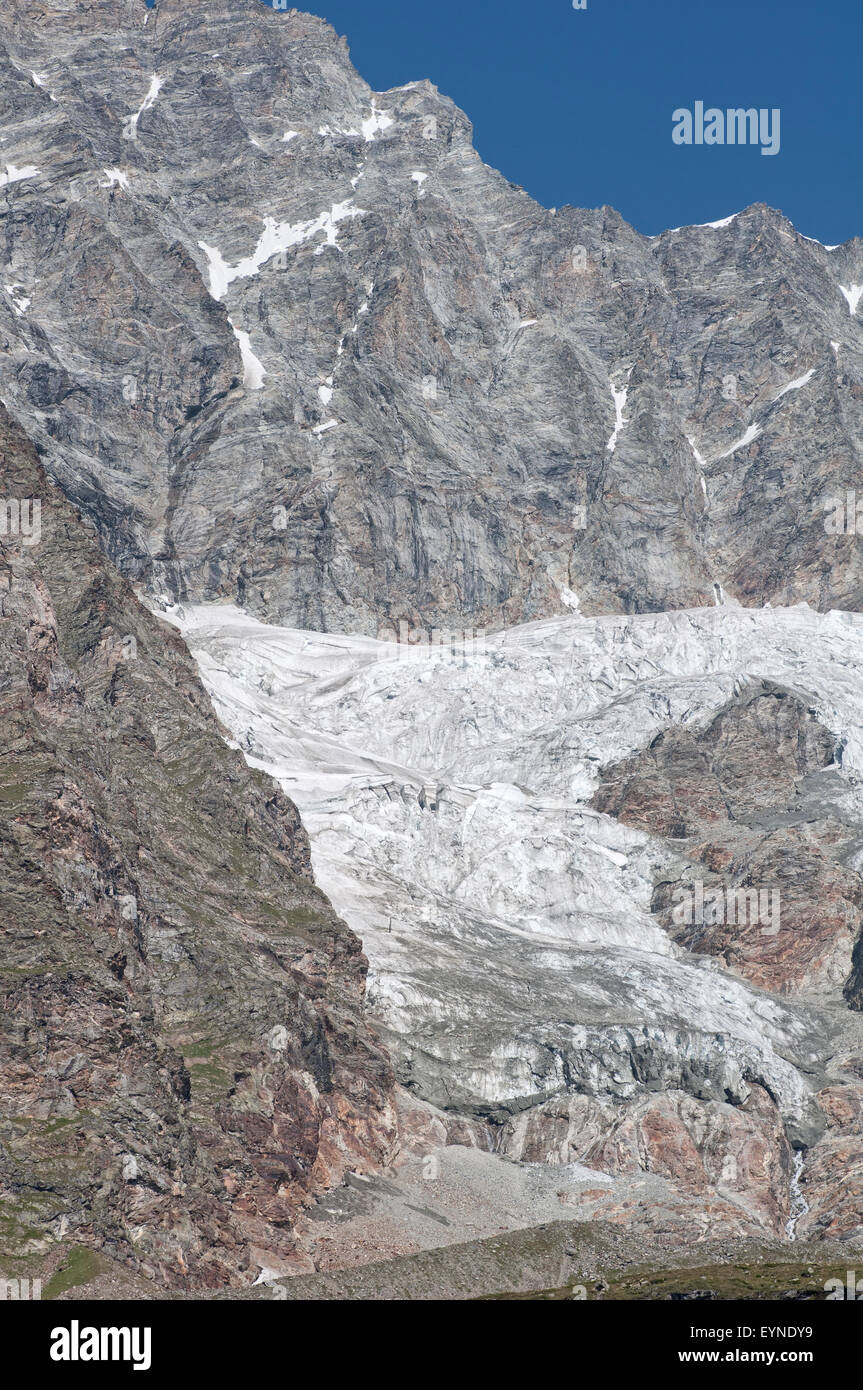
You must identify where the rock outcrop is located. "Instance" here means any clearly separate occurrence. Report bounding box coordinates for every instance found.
[593,682,863,997]
[0,407,396,1287]
[3,0,863,1287]
[0,0,862,634]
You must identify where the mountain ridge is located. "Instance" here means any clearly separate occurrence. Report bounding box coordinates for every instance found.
[3,0,863,1293]
[0,401,397,1287]
[1,0,862,633]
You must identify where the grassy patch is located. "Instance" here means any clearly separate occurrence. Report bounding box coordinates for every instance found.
[0,1189,64,1257]
[187,1061,230,1091]
[43,1246,101,1300]
[493,1261,842,1301]
[182,1040,217,1060]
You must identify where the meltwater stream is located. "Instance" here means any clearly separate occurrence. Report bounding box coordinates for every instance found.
[785,1151,810,1241]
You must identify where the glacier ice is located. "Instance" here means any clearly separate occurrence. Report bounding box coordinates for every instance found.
[158,601,863,1141]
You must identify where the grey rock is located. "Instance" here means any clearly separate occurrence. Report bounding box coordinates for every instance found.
[2,0,863,1281]
[0,0,861,633]
[0,404,396,1288]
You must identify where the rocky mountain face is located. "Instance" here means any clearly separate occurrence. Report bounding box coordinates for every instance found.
[2,0,863,1293]
[0,407,395,1287]
[1,0,863,635]
[593,683,863,997]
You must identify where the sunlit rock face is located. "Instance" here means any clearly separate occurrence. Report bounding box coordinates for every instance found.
[3,0,863,1281]
[1,0,863,635]
[594,682,863,997]
[0,408,397,1290]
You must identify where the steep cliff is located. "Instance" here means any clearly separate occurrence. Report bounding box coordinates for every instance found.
[0,406,395,1288]
[0,0,862,634]
[3,0,863,1288]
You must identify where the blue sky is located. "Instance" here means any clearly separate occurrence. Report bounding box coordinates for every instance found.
[255,0,860,246]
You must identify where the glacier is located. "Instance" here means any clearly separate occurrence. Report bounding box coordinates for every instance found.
[158,600,863,1155]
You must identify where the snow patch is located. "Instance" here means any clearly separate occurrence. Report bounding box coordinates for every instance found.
[799,232,840,250]
[773,367,816,401]
[227,319,266,391]
[4,284,30,317]
[0,164,39,189]
[718,423,762,459]
[687,435,709,498]
[686,434,707,469]
[100,168,130,191]
[198,201,366,300]
[123,74,163,142]
[606,379,629,453]
[653,212,740,236]
[840,284,863,316]
[29,71,57,100]
[703,213,738,229]
[361,100,394,142]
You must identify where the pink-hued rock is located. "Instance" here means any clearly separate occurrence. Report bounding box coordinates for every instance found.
[0,407,397,1287]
